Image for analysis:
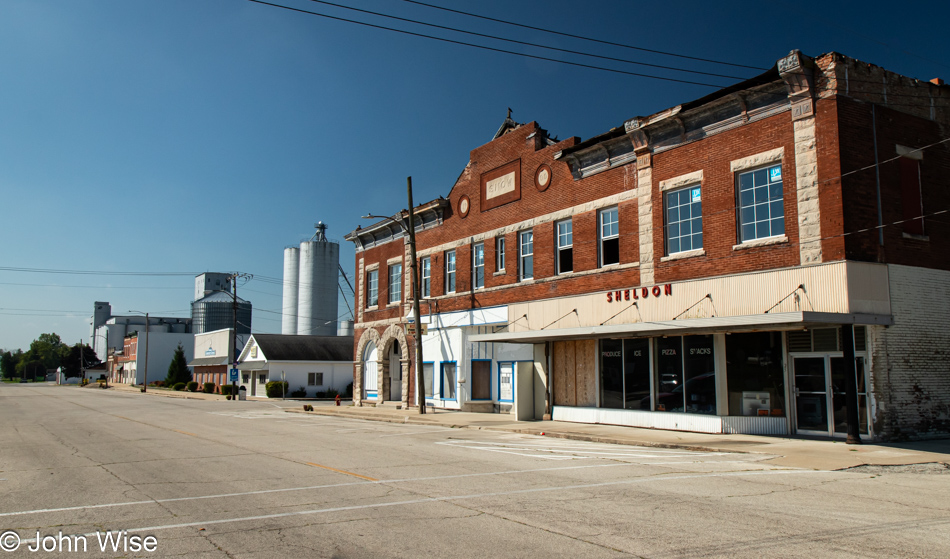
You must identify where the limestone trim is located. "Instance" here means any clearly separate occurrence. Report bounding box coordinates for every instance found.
[416,186,640,258]
[660,248,706,262]
[353,327,381,406]
[357,258,365,324]
[730,147,784,173]
[732,234,788,250]
[365,262,380,271]
[637,165,655,285]
[793,116,822,264]
[659,170,703,192]
[896,144,923,160]
[386,256,404,265]
[379,324,411,407]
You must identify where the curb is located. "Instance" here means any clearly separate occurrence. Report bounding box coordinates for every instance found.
[284,408,741,455]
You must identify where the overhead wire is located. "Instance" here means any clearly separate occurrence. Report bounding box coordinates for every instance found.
[246,0,725,87]
[301,0,748,80]
[397,0,766,71]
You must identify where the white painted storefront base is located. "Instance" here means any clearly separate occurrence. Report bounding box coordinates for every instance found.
[553,406,789,435]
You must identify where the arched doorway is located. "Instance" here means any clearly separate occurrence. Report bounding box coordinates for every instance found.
[389,341,401,401]
[363,341,379,399]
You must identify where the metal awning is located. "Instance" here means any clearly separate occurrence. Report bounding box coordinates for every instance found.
[188,356,230,367]
[467,311,893,344]
[237,361,268,371]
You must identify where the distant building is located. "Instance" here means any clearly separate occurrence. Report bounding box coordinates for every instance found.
[236,334,353,397]
[91,302,192,362]
[109,327,194,386]
[191,273,252,335]
[189,328,249,391]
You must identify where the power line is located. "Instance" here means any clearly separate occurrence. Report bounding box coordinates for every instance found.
[302,0,747,81]
[398,0,765,71]
[246,0,724,87]
[0,266,195,277]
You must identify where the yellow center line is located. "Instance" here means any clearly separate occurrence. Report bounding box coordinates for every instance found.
[174,429,199,437]
[306,462,378,481]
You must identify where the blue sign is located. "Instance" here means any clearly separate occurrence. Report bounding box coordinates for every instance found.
[229,368,239,382]
[770,166,782,181]
[205,347,216,356]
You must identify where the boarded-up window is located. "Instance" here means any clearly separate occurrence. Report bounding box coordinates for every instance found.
[552,340,596,407]
[471,360,491,400]
[900,157,924,235]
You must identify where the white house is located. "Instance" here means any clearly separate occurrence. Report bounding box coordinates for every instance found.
[236,334,353,398]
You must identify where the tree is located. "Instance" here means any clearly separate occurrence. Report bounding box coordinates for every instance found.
[60,344,98,378]
[18,360,46,381]
[1,350,22,380]
[28,333,66,371]
[164,344,191,386]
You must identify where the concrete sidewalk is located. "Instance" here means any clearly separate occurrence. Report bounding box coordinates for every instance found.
[288,404,950,471]
[98,383,950,471]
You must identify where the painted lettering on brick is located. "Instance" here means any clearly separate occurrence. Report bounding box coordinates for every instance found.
[485,172,516,200]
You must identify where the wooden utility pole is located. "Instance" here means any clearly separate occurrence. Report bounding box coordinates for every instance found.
[406,177,426,414]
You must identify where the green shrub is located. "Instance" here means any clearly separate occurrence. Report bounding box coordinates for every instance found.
[187,381,199,392]
[173,382,186,391]
[326,388,339,398]
[203,382,215,394]
[345,382,353,397]
[290,386,307,398]
[265,380,289,398]
[316,391,326,398]
[220,384,233,396]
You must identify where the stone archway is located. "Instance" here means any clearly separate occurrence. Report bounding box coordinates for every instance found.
[354,328,381,406]
[379,324,411,407]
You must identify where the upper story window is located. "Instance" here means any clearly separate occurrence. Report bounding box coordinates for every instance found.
[599,207,619,266]
[556,219,573,274]
[472,243,485,289]
[388,263,402,304]
[496,236,506,272]
[898,146,925,236]
[665,186,703,254]
[366,269,378,308]
[445,250,456,293]
[420,256,431,298]
[519,230,533,281]
[737,164,784,243]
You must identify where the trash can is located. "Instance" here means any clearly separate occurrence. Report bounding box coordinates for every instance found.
[238,386,247,401]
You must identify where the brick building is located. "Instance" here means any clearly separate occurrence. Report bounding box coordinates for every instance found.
[345,50,950,441]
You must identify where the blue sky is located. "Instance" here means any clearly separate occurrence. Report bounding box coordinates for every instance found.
[1,0,948,352]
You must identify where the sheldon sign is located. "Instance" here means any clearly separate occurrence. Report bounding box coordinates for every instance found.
[606,283,673,303]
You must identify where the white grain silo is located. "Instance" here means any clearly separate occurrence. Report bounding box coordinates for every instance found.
[296,222,339,336]
[281,247,299,335]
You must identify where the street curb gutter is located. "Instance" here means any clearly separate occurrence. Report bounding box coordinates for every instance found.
[284,408,743,455]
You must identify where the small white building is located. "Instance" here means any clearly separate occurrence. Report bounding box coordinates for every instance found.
[236,334,353,398]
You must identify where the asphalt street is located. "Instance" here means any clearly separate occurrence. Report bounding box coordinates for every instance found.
[1,384,948,558]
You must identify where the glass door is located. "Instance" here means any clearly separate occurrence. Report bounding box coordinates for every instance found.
[794,356,869,437]
[793,357,829,435]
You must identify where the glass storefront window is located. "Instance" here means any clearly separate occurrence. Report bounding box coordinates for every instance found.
[600,339,624,409]
[726,332,784,417]
[623,339,650,410]
[683,335,716,414]
[655,337,683,412]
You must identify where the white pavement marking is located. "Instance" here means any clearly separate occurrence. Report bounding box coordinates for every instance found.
[16,470,828,544]
[0,459,778,519]
[378,428,458,437]
[437,439,730,461]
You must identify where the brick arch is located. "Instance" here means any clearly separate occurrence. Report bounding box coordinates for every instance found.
[379,324,411,406]
[353,328,381,406]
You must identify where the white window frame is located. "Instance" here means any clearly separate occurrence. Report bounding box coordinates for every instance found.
[496,236,506,272]
[736,163,785,243]
[366,269,378,308]
[599,207,619,267]
[556,219,573,274]
[664,184,703,255]
[518,230,533,281]
[388,263,402,304]
[420,256,431,298]
[445,250,456,294]
[307,372,324,386]
[472,242,485,289]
